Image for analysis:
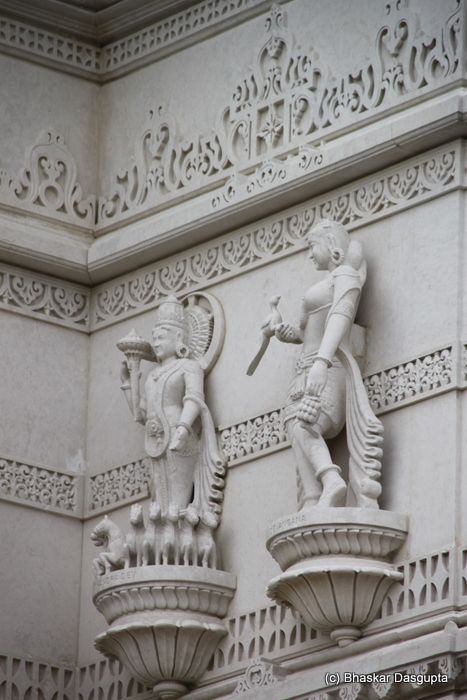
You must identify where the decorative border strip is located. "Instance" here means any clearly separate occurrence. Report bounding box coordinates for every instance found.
[2,648,465,700]
[0,654,75,700]
[233,654,466,698]
[87,459,148,515]
[76,659,151,700]
[219,408,287,466]
[0,16,99,77]
[300,653,466,700]
[0,457,83,517]
[220,345,454,466]
[364,347,453,414]
[100,0,273,77]
[0,131,96,228]
[0,263,90,331]
[0,1,275,81]
[208,547,455,680]
[0,343,459,517]
[91,143,459,329]
[96,1,461,230]
[0,144,460,334]
[85,344,456,514]
[3,649,465,700]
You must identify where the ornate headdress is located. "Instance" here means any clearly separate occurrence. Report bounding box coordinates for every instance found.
[152,295,187,333]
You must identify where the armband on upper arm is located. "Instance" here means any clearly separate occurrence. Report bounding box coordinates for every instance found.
[331,298,356,320]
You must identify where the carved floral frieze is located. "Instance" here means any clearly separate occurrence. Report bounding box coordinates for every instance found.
[96,1,461,228]
[234,657,287,694]
[0,457,81,515]
[92,144,458,328]
[87,459,148,512]
[80,343,459,515]
[0,264,90,330]
[0,3,462,232]
[0,344,459,518]
[0,131,96,227]
[364,348,453,411]
[0,144,458,332]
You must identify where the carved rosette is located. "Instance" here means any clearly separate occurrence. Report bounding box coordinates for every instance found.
[94,566,236,699]
[266,508,408,647]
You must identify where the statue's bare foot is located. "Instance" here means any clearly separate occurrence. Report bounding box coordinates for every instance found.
[318,470,346,507]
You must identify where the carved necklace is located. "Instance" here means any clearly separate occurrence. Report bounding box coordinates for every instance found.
[151,358,181,381]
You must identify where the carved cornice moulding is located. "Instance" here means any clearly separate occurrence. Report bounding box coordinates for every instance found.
[95,1,462,231]
[2,650,466,700]
[0,0,277,81]
[0,142,459,329]
[0,17,99,78]
[0,1,463,250]
[91,142,460,328]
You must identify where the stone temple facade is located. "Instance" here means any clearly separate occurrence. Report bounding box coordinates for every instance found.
[1,0,467,698]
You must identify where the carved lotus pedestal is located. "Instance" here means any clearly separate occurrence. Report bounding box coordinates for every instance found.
[266,508,408,647]
[93,566,236,699]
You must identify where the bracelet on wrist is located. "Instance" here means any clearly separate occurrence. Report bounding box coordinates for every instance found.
[176,421,193,435]
[313,355,332,368]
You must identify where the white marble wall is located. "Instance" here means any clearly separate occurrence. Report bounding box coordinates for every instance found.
[0,310,88,470]
[0,55,99,194]
[0,0,466,696]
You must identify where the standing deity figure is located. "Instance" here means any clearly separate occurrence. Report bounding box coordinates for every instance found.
[119,295,225,519]
[251,220,383,510]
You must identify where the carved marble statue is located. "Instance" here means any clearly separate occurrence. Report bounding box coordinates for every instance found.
[250,219,383,509]
[119,294,225,518]
[92,295,236,699]
[91,293,226,575]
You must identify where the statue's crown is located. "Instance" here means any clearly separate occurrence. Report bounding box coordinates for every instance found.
[153,295,186,331]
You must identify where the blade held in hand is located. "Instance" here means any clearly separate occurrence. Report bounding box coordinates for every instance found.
[246,294,282,376]
[246,334,270,376]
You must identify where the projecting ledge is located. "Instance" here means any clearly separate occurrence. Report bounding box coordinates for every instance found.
[87,89,467,283]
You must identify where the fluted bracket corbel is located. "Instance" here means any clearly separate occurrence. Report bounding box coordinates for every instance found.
[93,565,236,699]
[266,507,408,647]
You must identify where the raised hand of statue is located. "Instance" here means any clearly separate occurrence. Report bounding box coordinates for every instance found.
[305,358,329,396]
[275,322,302,344]
[169,425,190,452]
